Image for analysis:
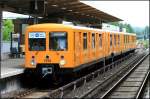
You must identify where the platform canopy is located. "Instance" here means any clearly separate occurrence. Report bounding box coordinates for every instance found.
[0,0,122,24]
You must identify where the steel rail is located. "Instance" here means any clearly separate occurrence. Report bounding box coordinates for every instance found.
[136,70,149,99]
[78,52,143,98]
[101,53,149,99]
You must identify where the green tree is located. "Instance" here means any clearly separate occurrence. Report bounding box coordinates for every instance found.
[109,22,120,26]
[124,23,134,33]
[108,22,134,33]
[2,19,14,41]
[143,26,149,39]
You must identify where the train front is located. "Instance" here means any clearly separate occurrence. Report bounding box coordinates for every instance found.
[25,24,74,80]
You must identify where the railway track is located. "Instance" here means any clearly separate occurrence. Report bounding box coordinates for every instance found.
[142,77,150,98]
[99,53,149,98]
[3,50,148,98]
[45,51,147,98]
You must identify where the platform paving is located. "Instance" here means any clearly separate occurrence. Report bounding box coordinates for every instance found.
[1,58,24,78]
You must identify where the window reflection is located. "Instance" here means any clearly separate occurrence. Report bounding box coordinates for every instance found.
[49,32,67,51]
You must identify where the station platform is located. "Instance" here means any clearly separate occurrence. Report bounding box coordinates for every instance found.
[1,58,25,79]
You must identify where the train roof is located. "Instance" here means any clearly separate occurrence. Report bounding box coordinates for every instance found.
[72,25,136,36]
[26,23,136,36]
[26,23,72,29]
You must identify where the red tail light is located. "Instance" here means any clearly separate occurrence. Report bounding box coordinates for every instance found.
[32,56,35,59]
[60,55,64,59]
[46,55,49,59]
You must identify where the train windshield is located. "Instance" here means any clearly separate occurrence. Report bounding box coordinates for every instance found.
[28,32,46,51]
[49,32,67,51]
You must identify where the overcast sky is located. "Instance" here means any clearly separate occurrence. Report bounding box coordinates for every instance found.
[81,1,149,28]
[3,1,149,28]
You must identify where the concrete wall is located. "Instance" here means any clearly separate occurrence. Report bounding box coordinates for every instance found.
[1,41,18,60]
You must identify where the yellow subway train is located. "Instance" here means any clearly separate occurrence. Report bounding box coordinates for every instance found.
[24,23,136,82]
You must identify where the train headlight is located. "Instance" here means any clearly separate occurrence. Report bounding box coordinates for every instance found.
[59,55,66,66]
[31,60,36,66]
[59,60,66,66]
[31,55,36,66]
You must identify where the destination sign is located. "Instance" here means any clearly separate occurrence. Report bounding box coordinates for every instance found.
[29,32,46,38]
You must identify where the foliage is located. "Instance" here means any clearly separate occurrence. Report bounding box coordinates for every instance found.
[2,19,14,41]
[108,22,134,33]
[143,26,149,40]
[124,23,134,33]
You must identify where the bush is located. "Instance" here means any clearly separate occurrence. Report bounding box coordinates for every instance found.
[2,19,14,41]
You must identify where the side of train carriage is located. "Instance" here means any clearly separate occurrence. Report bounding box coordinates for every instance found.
[25,23,136,79]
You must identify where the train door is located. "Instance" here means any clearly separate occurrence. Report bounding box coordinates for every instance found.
[96,33,99,59]
[74,31,81,66]
[83,32,88,63]
[118,34,120,53]
[120,34,122,52]
[88,32,91,62]
[110,33,113,55]
[97,32,103,59]
[115,34,117,54]
[103,32,106,57]
[79,32,83,64]
[104,31,108,57]
[107,32,110,56]
[91,33,96,60]
[116,34,118,53]
[101,32,104,58]
[124,35,126,51]
[121,34,124,52]
[130,35,131,49]
[112,33,115,55]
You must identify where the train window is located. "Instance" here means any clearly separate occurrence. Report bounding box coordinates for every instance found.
[118,35,120,45]
[49,32,67,51]
[128,36,129,43]
[127,35,129,43]
[99,34,102,47]
[124,35,126,44]
[28,32,46,51]
[126,35,127,43]
[110,34,112,46]
[128,36,130,43]
[114,35,117,45]
[127,35,128,43]
[125,35,127,44]
[83,33,87,50]
[92,33,95,48]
